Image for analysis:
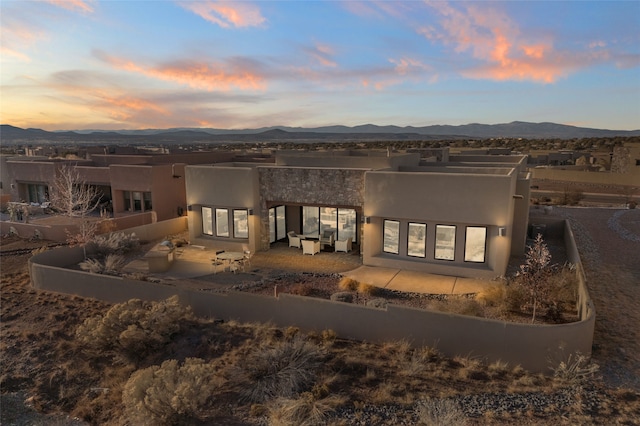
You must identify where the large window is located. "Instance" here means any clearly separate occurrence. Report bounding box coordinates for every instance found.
[233,209,249,239]
[383,220,400,254]
[202,207,213,235]
[27,184,48,204]
[303,206,357,242]
[407,223,427,257]
[303,206,320,237]
[215,208,229,237]
[123,191,151,212]
[435,225,456,260]
[464,226,487,263]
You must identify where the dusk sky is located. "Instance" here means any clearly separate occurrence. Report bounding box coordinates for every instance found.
[1,1,639,131]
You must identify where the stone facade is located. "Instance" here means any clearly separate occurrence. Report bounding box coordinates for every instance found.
[257,167,366,250]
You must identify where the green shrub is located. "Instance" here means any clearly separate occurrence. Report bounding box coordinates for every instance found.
[122,358,222,425]
[76,295,193,362]
[231,337,324,403]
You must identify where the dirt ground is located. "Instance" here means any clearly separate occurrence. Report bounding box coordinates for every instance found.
[1,206,640,424]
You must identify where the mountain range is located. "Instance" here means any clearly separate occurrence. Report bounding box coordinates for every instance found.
[1,122,639,145]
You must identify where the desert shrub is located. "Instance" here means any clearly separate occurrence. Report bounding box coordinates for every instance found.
[330,292,353,303]
[122,358,222,425]
[92,232,140,257]
[76,295,193,362]
[268,392,346,426]
[337,277,358,291]
[366,298,388,309]
[475,284,506,307]
[79,254,126,276]
[415,397,467,426]
[289,284,313,297]
[441,297,484,317]
[357,282,379,296]
[231,337,325,403]
[551,351,599,385]
[504,283,528,312]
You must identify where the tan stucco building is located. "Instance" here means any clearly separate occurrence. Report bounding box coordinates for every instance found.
[186,150,531,279]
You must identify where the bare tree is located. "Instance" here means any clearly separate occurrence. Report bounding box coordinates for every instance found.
[518,233,552,323]
[50,163,102,257]
[50,163,101,217]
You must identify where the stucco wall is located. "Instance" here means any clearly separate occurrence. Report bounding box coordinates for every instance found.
[29,219,595,374]
[531,168,640,185]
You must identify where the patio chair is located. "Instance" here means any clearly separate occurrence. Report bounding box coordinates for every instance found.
[287,231,305,248]
[320,230,335,248]
[242,250,253,269]
[211,253,225,274]
[334,237,352,253]
[302,239,320,255]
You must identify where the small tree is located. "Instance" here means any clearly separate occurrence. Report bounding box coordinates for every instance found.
[50,163,102,256]
[50,163,101,217]
[518,234,552,323]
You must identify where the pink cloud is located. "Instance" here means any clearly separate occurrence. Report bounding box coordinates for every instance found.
[304,43,338,67]
[421,1,571,83]
[179,1,265,28]
[47,0,94,13]
[95,50,266,91]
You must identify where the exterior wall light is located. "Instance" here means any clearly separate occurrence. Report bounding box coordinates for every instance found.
[364,216,371,224]
[187,205,193,211]
[498,227,506,237]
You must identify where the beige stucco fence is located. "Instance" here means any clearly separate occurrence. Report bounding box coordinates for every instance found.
[29,218,594,374]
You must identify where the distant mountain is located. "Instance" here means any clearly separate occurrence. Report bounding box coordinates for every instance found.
[1,121,639,145]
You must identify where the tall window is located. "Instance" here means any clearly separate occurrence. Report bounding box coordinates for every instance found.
[233,209,249,239]
[202,207,213,235]
[435,225,456,260]
[303,206,357,242]
[123,191,151,212]
[215,208,229,237]
[407,223,426,257]
[303,206,320,237]
[465,226,487,263]
[383,220,400,254]
[27,184,48,204]
[269,205,286,243]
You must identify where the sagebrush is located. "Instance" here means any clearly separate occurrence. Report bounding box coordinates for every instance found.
[122,357,222,425]
[76,295,193,362]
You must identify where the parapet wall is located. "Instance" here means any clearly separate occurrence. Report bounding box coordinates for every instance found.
[29,219,594,373]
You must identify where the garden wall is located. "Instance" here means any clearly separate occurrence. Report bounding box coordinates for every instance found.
[30,217,595,374]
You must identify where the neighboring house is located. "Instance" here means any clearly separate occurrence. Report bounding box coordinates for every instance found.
[186,150,531,279]
[2,150,239,222]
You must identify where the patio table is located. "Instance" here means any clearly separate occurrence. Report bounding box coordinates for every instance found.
[217,252,245,273]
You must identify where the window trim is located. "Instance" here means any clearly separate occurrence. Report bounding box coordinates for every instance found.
[383,219,400,255]
[215,208,230,237]
[233,209,249,239]
[434,224,456,261]
[464,226,487,263]
[407,222,427,258]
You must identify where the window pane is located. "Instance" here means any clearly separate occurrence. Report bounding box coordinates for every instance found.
[276,205,286,240]
[143,192,152,211]
[216,208,229,237]
[133,191,142,211]
[123,191,131,211]
[383,220,400,254]
[303,206,319,237]
[407,223,426,257]
[435,225,456,260]
[320,207,337,235]
[269,208,276,243]
[202,207,213,235]
[233,210,249,239]
[337,208,357,243]
[465,227,487,262]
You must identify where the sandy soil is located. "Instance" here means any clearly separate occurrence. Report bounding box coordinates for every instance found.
[1,206,639,424]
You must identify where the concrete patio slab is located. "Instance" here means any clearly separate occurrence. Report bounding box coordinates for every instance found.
[342,266,400,288]
[452,277,494,294]
[387,270,457,294]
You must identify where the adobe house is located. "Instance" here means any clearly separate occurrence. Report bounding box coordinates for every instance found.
[186,150,530,278]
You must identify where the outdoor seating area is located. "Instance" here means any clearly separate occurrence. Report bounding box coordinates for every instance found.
[212,250,251,274]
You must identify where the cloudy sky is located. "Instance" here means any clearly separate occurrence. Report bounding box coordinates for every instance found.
[1,0,639,131]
